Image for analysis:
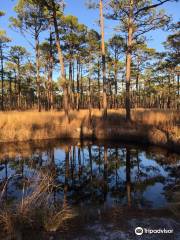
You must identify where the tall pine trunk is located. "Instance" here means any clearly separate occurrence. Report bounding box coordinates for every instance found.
[99,0,107,118]
[125,0,133,121]
[0,44,4,111]
[48,31,54,111]
[97,59,101,110]
[52,1,69,121]
[76,59,80,111]
[17,58,21,110]
[35,33,41,112]
[114,53,118,108]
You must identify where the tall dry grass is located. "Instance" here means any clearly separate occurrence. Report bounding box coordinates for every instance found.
[0,109,179,144]
[0,110,84,142]
[132,109,179,126]
[0,110,93,142]
[0,170,76,238]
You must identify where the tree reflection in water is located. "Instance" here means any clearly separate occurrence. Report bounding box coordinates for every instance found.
[0,141,180,233]
[0,141,179,208]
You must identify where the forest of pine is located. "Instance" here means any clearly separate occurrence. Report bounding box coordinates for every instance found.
[0,0,179,116]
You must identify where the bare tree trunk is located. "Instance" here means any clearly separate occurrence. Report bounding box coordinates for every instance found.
[17,58,21,110]
[135,56,140,109]
[69,60,75,110]
[0,45,4,111]
[76,59,80,111]
[80,65,83,108]
[9,74,12,110]
[97,59,101,110]
[35,33,41,112]
[99,0,107,118]
[52,1,69,121]
[125,0,134,122]
[48,31,54,111]
[88,75,92,121]
[114,56,118,109]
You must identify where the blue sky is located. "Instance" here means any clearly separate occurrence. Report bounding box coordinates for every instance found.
[0,0,180,53]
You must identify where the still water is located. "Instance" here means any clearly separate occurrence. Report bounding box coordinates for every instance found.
[0,140,180,239]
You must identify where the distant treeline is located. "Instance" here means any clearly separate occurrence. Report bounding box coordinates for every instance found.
[0,1,179,120]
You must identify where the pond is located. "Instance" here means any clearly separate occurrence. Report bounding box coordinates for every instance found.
[0,140,180,240]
